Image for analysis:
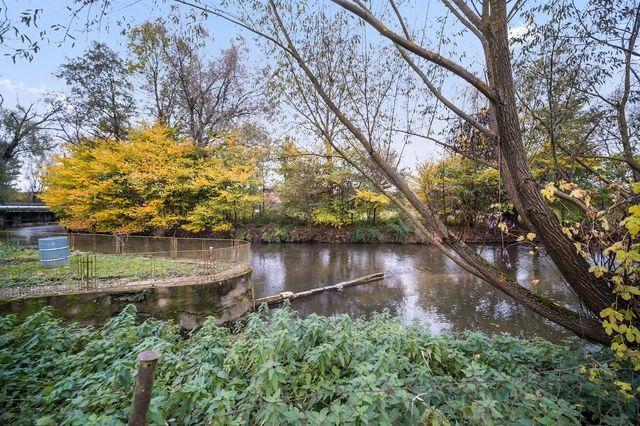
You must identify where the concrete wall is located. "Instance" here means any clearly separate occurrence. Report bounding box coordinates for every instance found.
[0,267,253,329]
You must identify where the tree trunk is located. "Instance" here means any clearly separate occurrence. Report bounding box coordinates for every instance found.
[484,0,614,317]
[271,0,612,344]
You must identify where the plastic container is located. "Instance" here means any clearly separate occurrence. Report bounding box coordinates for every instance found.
[38,236,70,267]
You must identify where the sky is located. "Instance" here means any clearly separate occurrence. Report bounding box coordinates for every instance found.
[0,0,530,189]
[0,0,244,105]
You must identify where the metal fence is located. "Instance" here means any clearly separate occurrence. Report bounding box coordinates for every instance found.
[1,231,249,257]
[0,232,251,300]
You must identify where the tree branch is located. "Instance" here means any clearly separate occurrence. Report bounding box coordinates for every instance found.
[331,0,498,100]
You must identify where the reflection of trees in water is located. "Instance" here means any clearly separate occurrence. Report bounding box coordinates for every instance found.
[481,245,579,309]
[251,244,576,341]
[408,272,568,341]
[409,245,575,340]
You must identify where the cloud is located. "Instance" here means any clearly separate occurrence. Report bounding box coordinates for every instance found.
[0,77,47,96]
[508,23,530,39]
[26,83,47,95]
[0,78,17,92]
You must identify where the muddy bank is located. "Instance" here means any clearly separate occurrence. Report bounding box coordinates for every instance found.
[226,224,513,244]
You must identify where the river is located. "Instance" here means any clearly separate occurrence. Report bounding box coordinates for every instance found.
[251,243,578,342]
[3,226,579,341]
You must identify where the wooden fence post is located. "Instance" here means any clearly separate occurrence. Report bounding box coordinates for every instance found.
[128,351,160,426]
[170,237,177,259]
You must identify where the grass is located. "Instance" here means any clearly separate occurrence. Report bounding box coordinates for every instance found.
[0,242,218,288]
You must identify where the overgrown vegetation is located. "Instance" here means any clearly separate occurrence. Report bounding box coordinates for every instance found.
[0,242,204,288]
[41,126,263,234]
[0,305,637,425]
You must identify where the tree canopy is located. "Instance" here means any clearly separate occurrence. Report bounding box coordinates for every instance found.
[42,125,262,234]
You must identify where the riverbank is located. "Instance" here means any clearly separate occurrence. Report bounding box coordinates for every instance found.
[4,223,515,245]
[226,224,513,244]
[1,305,636,424]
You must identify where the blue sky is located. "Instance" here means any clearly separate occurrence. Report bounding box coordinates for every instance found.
[0,0,243,105]
[1,0,531,180]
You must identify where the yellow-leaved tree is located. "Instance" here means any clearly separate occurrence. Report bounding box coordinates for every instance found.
[353,189,389,225]
[42,125,262,234]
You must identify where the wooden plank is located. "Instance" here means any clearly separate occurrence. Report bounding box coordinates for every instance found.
[254,272,385,306]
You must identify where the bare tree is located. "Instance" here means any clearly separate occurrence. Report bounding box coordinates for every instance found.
[0,102,57,201]
[189,0,639,343]
[161,26,269,146]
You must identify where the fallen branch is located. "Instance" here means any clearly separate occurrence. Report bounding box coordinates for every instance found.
[253,272,385,306]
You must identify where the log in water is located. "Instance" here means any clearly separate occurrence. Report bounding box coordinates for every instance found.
[253,272,385,306]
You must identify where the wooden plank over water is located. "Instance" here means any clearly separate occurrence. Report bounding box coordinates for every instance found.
[253,272,385,306]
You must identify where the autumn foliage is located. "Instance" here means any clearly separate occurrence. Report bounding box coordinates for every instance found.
[41,125,262,234]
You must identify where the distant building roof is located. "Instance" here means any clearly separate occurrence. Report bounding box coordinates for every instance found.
[0,205,51,212]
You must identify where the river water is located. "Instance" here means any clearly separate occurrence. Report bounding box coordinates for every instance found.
[251,243,579,342]
[3,226,579,342]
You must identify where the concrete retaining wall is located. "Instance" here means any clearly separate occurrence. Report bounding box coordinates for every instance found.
[0,267,253,329]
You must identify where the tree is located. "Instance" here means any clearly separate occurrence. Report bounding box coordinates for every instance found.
[191,0,640,344]
[128,20,177,126]
[41,124,263,234]
[567,0,640,181]
[0,102,56,202]
[416,157,504,229]
[9,0,637,344]
[56,42,136,141]
[0,6,44,62]
[276,139,362,227]
[353,189,389,225]
[159,26,269,146]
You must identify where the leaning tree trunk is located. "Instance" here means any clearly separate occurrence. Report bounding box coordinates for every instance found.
[271,0,612,344]
[483,0,615,318]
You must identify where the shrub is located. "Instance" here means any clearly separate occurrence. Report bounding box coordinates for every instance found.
[351,226,382,243]
[0,306,637,425]
[384,216,412,242]
[260,226,290,243]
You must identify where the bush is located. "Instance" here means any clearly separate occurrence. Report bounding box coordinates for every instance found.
[351,226,382,243]
[1,306,637,425]
[260,226,290,243]
[384,216,412,242]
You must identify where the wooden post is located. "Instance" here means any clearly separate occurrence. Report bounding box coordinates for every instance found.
[170,237,177,259]
[128,351,160,426]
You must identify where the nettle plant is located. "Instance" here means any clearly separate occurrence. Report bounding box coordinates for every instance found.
[501,181,640,395]
[1,305,638,424]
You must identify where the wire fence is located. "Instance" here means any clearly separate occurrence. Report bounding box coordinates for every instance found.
[0,232,251,300]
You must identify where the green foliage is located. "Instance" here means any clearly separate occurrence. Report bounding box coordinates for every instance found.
[383,216,412,242]
[1,306,637,425]
[0,241,19,259]
[260,226,291,243]
[352,189,389,225]
[0,247,204,288]
[277,140,393,229]
[351,226,381,243]
[42,125,262,234]
[56,41,136,140]
[416,158,504,228]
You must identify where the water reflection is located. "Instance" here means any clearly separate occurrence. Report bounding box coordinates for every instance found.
[251,243,578,342]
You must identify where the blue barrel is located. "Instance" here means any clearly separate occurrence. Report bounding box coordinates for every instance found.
[38,236,70,267]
